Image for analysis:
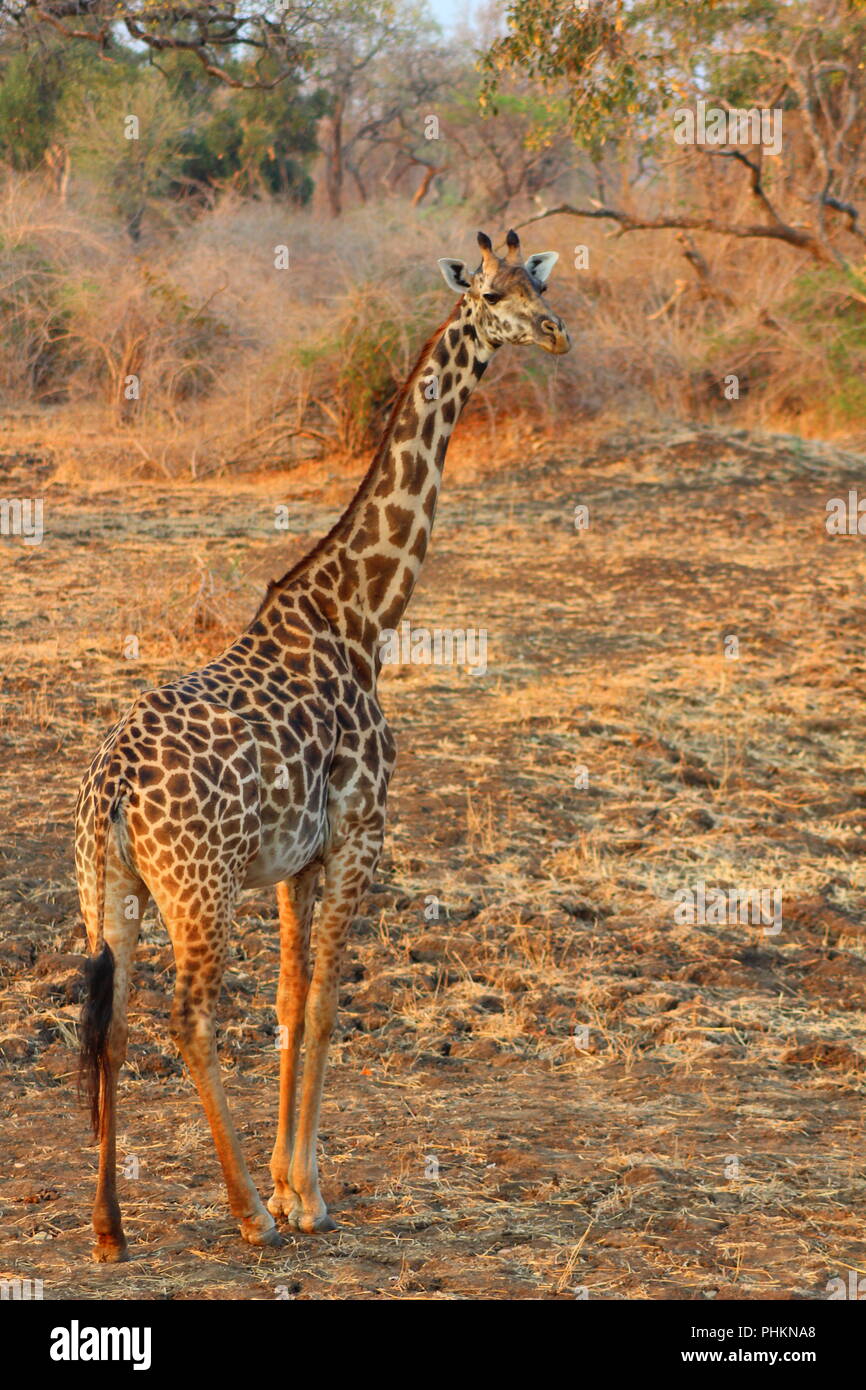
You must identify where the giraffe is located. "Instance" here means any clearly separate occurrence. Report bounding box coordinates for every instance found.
[75,229,570,1262]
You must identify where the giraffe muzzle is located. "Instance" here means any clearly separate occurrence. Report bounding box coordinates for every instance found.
[538,316,571,355]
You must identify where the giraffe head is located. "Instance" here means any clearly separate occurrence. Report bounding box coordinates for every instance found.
[438,229,570,355]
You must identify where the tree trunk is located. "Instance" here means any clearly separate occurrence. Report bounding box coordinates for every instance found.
[323,93,345,218]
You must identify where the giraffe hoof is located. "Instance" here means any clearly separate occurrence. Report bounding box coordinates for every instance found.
[297,1212,337,1235]
[93,1238,130,1264]
[241,1220,284,1249]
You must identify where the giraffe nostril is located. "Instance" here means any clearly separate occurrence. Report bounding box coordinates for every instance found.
[541,319,559,337]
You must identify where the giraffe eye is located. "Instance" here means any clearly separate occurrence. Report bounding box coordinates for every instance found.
[483,292,503,304]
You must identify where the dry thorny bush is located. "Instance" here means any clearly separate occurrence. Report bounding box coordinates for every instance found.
[3,170,866,481]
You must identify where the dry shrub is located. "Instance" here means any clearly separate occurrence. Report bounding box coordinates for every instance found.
[0,172,231,416]
[0,172,98,398]
[56,263,232,418]
[2,168,864,478]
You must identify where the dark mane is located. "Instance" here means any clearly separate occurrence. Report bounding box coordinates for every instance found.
[252,300,463,621]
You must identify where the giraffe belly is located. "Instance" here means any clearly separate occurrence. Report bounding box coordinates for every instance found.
[242,815,325,889]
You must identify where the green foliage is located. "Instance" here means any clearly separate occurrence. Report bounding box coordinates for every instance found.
[479,0,675,156]
[784,266,866,420]
[0,37,105,169]
[170,68,327,201]
[0,52,58,169]
[0,34,324,209]
[706,262,866,423]
[479,0,864,155]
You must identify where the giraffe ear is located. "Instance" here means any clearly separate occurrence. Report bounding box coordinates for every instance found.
[437,258,472,294]
[525,251,558,286]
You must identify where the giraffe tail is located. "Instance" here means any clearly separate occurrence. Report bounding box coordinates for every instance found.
[79,948,114,1139]
[78,756,120,1140]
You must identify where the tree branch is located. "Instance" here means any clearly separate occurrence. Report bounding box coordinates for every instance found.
[514,202,839,267]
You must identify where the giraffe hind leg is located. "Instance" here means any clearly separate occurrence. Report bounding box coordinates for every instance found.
[82,859,148,1263]
[164,893,282,1249]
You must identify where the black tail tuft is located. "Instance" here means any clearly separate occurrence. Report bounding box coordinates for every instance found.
[78,943,115,1139]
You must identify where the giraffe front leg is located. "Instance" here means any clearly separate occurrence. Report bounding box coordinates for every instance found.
[287,949,341,1233]
[288,830,381,1234]
[268,868,318,1223]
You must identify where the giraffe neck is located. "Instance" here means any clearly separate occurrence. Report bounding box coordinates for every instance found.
[261,298,495,684]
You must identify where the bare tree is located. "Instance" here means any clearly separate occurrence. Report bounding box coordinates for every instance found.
[308,0,440,217]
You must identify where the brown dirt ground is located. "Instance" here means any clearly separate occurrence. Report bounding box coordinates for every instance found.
[1,421,865,1300]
